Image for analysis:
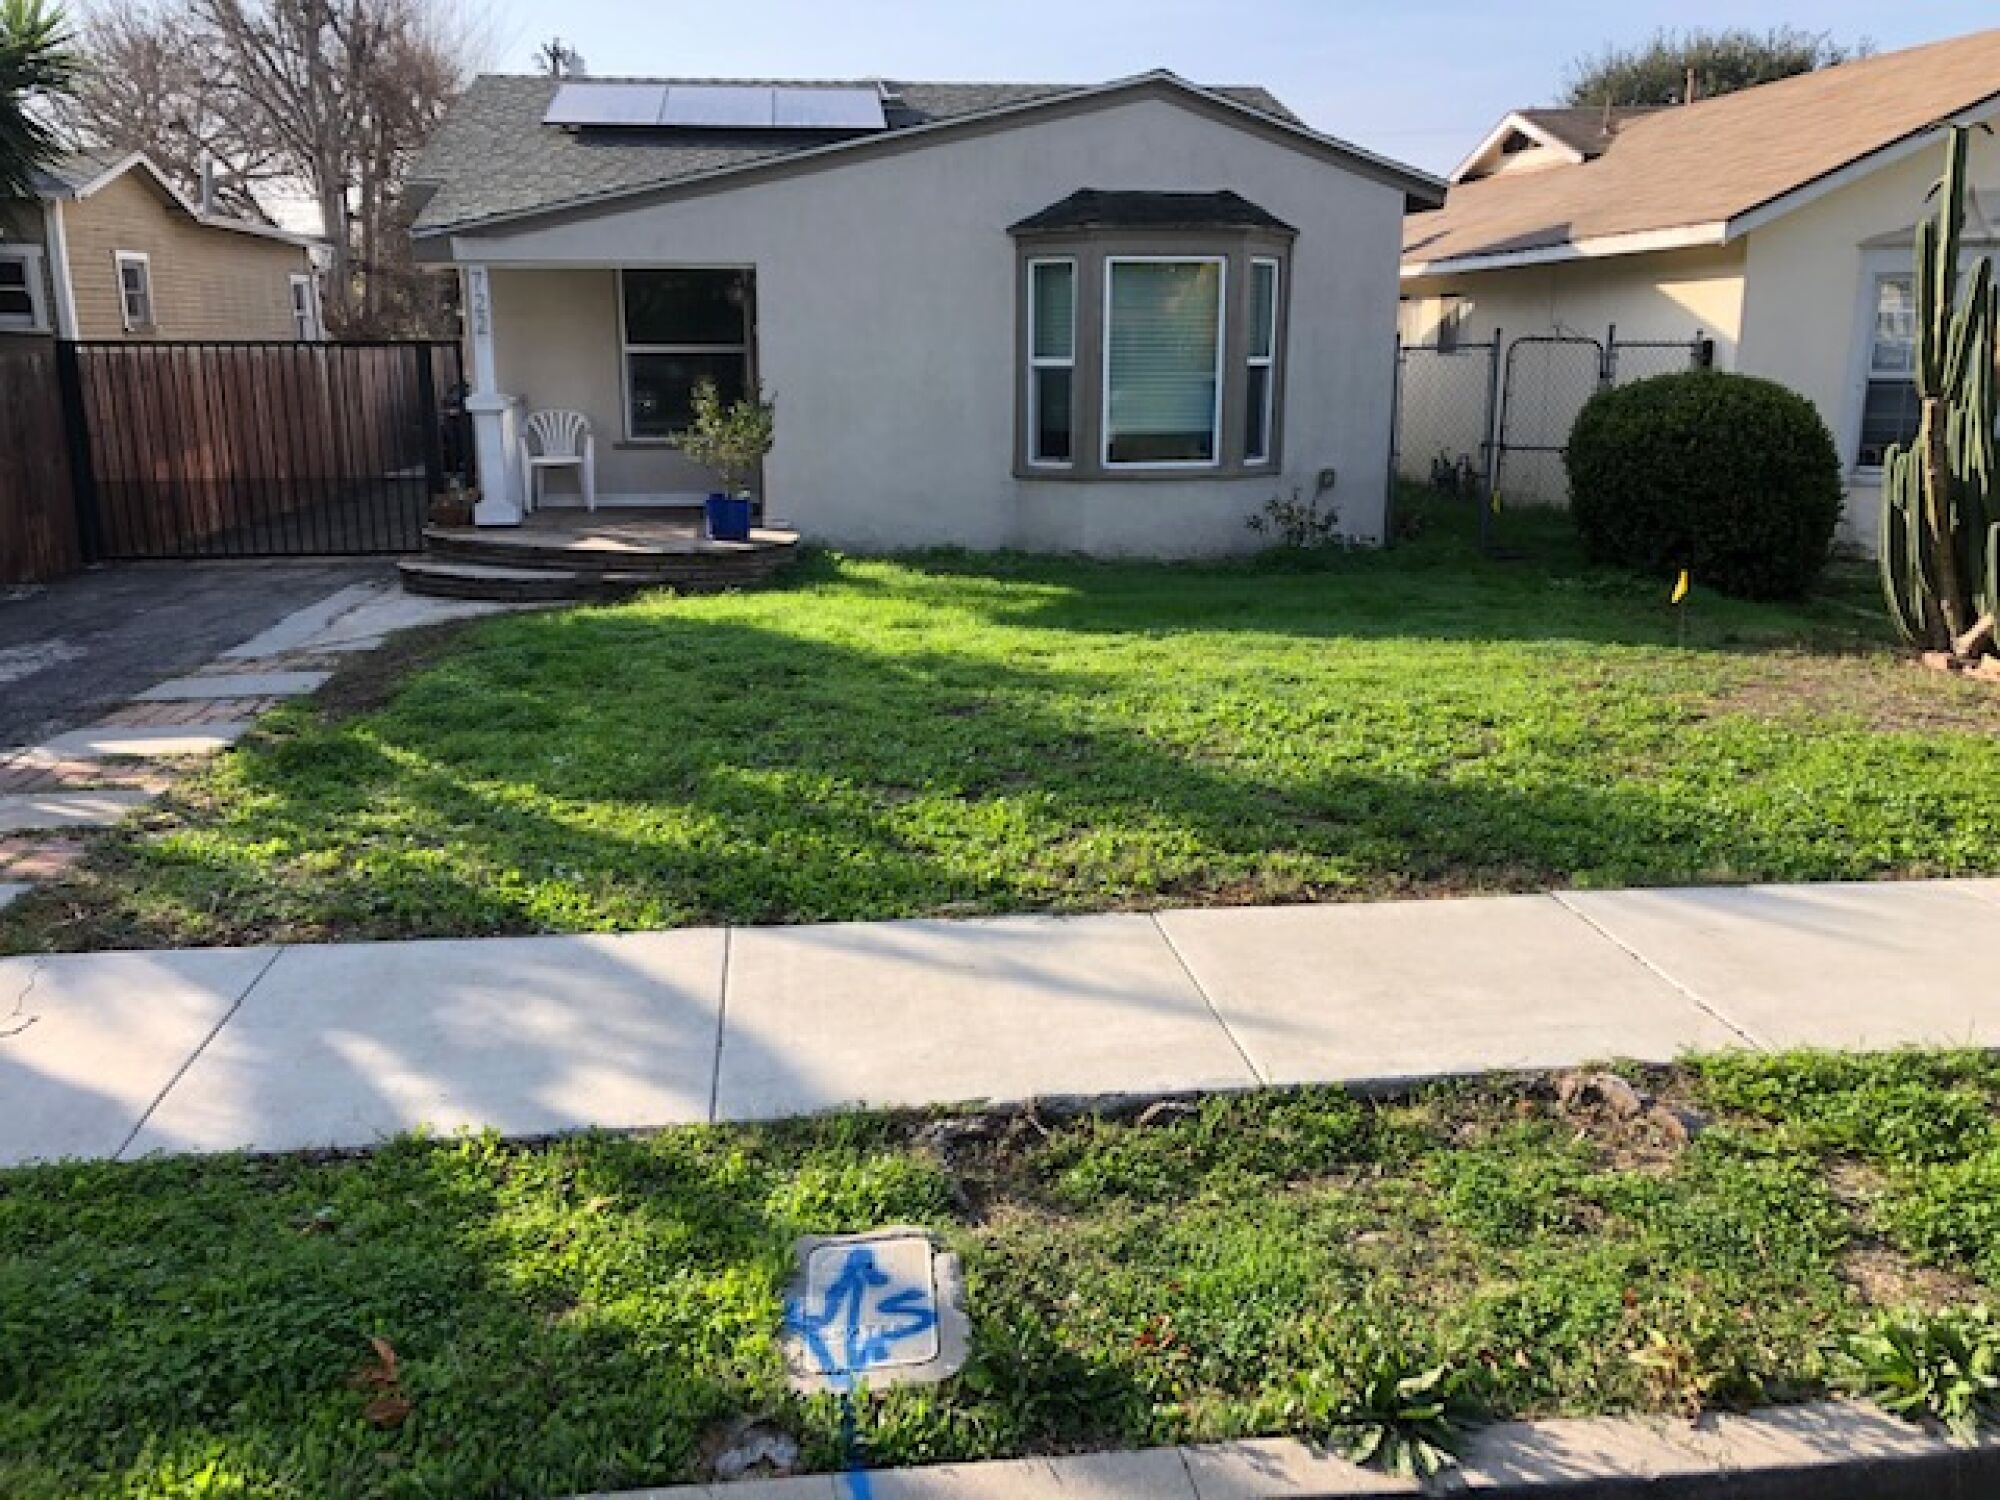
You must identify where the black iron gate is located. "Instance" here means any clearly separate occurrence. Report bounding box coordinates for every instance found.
[59,339,467,560]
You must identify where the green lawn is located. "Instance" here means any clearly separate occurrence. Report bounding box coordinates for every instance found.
[5,1052,2000,1496]
[6,497,2000,951]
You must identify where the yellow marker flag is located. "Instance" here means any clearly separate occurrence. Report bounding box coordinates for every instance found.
[1670,569,1691,605]
[1490,490,1503,516]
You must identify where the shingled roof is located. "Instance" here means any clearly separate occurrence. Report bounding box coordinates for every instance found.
[411,74,1316,234]
[1405,29,2000,274]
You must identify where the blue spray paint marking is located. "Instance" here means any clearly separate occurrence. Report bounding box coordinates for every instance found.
[784,1244,940,1500]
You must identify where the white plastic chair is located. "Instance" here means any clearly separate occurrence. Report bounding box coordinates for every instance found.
[520,409,596,514]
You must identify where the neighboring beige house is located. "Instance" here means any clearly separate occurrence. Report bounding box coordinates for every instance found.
[407,71,1442,556]
[0,151,324,342]
[1399,29,2000,544]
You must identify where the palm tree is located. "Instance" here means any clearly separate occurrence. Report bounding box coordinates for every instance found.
[0,0,75,200]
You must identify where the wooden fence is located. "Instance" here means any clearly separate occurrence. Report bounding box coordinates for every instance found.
[72,340,463,558]
[0,338,83,584]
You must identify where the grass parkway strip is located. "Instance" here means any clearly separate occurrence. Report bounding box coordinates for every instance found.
[5,1050,2000,1496]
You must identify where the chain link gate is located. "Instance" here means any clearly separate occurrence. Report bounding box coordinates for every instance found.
[1393,327,1714,553]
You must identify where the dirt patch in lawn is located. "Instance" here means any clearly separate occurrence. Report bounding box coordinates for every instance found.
[310,618,485,724]
[1701,652,2000,734]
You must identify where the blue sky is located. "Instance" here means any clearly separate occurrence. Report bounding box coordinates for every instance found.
[486,2,1997,173]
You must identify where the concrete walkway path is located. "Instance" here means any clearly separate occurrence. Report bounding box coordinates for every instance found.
[2,878,1997,1167]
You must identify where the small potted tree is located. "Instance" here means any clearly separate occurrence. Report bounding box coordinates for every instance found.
[677,379,775,542]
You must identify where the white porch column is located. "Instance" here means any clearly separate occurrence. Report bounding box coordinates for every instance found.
[462,262,524,526]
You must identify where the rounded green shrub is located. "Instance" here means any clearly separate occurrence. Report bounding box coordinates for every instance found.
[1564,370,1843,600]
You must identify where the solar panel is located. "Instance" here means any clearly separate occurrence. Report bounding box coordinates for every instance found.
[661,85,777,128]
[543,80,889,132]
[544,82,668,127]
[773,87,887,130]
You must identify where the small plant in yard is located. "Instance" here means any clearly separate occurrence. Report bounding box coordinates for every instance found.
[1246,485,1344,549]
[1844,1305,2000,1443]
[1879,125,2000,666]
[676,378,776,498]
[1278,1332,1461,1479]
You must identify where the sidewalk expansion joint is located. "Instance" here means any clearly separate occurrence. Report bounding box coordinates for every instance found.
[116,945,288,1161]
[1549,892,1769,1052]
[707,928,732,1124]
[1151,912,1266,1085]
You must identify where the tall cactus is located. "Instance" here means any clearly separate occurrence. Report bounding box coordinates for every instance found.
[1880,126,2000,658]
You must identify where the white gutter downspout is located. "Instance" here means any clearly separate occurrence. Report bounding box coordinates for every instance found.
[41,199,79,338]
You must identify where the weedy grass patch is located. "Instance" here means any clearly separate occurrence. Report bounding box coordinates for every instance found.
[5,1050,2000,1496]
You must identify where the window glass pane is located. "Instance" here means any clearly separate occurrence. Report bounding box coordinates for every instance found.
[1031,261,1073,362]
[1249,261,1277,360]
[1245,364,1271,462]
[1033,366,1072,463]
[0,260,29,320]
[1872,275,1915,376]
[1858,378,1920,469]
[1105,259,1221,464]
[623,269,750,346]
[628,350,748,439]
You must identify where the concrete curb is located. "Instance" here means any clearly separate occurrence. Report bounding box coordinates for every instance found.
[582,1401,2000,1497]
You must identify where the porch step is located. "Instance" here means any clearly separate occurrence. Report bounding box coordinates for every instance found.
[396,558,781,602]
[422,525,796,575]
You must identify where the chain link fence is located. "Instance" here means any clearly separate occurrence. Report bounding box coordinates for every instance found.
[1393,330,1714,547]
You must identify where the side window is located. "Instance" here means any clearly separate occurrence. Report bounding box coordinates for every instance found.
[1857,273,1917,470]
[0,249,46,332]
[116,251,155,331]
[1026,258,1075,466]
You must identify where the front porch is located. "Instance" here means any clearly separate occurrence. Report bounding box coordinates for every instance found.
[399,507,800,601]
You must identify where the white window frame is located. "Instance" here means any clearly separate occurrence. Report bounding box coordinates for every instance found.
[114,250,154,332]
[1101,254,1228,471]
[0,245,50,333]
[1245,256,1280,465]
[1025,257,1076,468]
[616,267,753,444]
[288,272,322,341]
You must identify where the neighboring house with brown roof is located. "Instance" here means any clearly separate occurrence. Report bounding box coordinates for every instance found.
[1399,29,2000,544]
[406,71,1442,556]
[0,151,325,342]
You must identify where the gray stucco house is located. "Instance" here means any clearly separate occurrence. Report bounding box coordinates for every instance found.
[408,71,1441,556]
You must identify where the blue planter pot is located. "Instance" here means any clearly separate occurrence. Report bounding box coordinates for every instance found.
[705,492,752,542]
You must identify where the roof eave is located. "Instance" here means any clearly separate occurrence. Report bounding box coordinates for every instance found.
[1724,89,2000,241]
[1401,221,1730,278]
[415,71,1444,241]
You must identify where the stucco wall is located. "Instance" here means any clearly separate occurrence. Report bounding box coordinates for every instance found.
[1739,126,2000,547]
[1400,243,1746,362]
[456,94,1410,556]
[62,173,312,340]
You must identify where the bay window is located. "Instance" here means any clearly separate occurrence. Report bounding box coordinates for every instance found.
[1010,190,1291,479]
[1245,258,1279,464]
[1103,257,1225,466]
[1027,259,1075,465]
[621,268,753,440]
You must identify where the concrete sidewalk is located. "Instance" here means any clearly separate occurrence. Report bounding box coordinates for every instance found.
[2,878,1997,1167]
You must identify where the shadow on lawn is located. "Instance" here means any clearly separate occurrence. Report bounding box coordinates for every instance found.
[799,536,1885,656]
[0,611,1848,950]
